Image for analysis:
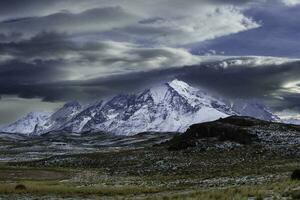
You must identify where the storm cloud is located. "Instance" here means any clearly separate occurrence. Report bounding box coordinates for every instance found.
[0,0,299,124]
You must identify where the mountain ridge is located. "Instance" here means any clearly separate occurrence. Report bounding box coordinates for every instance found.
[167,115,300,150]
[0,79,279,136]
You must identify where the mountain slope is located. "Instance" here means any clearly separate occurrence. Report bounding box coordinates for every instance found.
[62,79,232,135]
[1,79,279,136]
[0,112,50,135]
[34,101,82,135]
[283,118,300,125]
[229,99,280,122]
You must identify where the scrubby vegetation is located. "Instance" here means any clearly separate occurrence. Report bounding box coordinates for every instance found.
[0,143,299,199]
[1,117,300,199]
[0,176,299,199]
[291,169,300,180]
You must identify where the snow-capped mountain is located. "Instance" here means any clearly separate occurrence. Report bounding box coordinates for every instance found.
[62,79,233,135]
[34,101,82,134]
[229,99,280,122]
[0,112,50,135]
[283,118,300,125]
[1,79,279,136]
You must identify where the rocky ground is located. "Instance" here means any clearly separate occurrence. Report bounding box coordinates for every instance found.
[0,116,300,199]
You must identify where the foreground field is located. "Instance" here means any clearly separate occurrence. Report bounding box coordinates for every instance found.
[0,176,300,200]
[0,144,300,199]
[1,117,300,199]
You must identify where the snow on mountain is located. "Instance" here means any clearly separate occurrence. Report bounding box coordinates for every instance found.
[0,112,50,135]
[62,100,105,133]
[34,101,82,134]
[1,79,279,136]
[62,79,238,135]
[283,118,300,125]
[229,99,280,122]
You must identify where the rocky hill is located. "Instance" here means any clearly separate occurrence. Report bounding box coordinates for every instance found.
[168,116,300,150]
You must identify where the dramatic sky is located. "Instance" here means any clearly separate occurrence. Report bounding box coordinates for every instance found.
[0,0,300,125]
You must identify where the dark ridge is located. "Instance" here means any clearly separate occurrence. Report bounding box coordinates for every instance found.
[167,115,300,151]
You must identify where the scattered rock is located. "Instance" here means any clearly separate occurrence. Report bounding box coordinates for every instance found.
[167,116,300,151]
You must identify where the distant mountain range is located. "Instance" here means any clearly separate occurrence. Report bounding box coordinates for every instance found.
[283,118,300,125]
[0,79,280,136]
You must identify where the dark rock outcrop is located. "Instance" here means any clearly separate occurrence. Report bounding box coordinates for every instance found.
[168,116,264,150]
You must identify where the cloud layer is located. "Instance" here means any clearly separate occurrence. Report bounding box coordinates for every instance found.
[0,0,260,46]
[281,0,300,6]
[0,0,299,123]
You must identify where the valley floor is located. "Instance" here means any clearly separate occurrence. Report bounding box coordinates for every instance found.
[0,132,300,199]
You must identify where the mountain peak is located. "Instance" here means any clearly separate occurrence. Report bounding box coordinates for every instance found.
[167,79,198,95]
[63,100,81,108]
[168,79,190,90]
[145,79,194,104]
[0,111,50,135]
[25,111,50,118]
[2,79,279,136]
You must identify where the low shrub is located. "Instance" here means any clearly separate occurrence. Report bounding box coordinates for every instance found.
[15,184,26,191]
[291,169,300,180]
